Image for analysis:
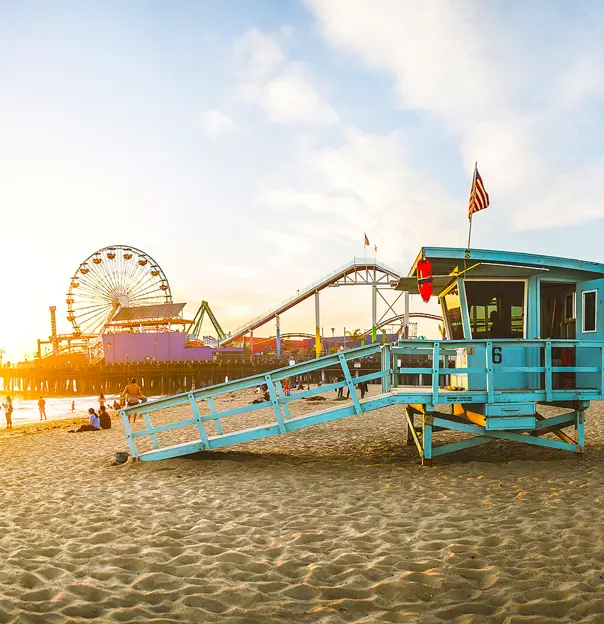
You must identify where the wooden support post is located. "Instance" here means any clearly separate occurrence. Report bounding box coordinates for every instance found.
[404,406,423,458]
[576,407,585,453]
[423,410,433,466]
[406,406,415,446]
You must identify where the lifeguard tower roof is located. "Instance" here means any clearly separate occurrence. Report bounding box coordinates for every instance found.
[394,247,604,295]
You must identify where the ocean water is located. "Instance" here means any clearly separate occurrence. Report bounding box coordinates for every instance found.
[0,395,139,427]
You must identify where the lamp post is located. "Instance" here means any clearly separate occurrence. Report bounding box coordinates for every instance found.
[153,339,157,362]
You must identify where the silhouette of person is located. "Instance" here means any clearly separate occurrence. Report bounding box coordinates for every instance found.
[489,310,506,338]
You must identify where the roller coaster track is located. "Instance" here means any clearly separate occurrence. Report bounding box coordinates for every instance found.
[220,258,401,346]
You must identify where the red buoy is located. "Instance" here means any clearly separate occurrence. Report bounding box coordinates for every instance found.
[417,257,433,303]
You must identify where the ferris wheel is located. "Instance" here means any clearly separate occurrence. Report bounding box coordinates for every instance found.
[66,245,172,336]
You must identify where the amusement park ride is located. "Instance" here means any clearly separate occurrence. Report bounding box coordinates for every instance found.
[121,246,604,465]
[36,245,228,361]
[36,245,441,362]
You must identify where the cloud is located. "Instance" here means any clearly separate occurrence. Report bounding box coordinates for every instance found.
[233,28,285,79]
[198,109,235,137]
[257,125,464,260]
[233,30,337,125]
[260,68,338,125]
[303,0,604,231]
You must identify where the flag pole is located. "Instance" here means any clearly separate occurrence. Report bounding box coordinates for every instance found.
[466,162,478,256]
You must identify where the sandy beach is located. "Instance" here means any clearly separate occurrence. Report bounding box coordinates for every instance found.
[2,386,604,623]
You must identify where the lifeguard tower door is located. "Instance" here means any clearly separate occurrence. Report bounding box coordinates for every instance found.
[575,278,604,389]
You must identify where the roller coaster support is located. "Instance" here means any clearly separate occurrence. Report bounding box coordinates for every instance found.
[315,292,321,358]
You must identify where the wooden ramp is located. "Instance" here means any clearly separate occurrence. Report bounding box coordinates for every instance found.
[120,339,602,464]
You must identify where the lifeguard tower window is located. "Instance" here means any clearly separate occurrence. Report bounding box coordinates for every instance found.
[465,281,525,339]
[540,282,576,338]
[583,290,597,332]
[442,287,464,339]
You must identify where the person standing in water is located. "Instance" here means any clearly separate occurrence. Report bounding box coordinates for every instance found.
[3,397,13,429]
[98,393,105,410]
[38,397,47,421]
[71,401,75,413]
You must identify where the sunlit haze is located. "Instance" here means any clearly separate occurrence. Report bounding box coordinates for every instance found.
[1,0,604,360]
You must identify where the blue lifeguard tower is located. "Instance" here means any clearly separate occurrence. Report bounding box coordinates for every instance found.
[120,248,604,465]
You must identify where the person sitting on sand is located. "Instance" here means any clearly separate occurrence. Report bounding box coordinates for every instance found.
[99,406,111,430]
[112,400,121,411]
[3,396,13,429]
[252,384,270,405]
[38,396,47,421]
[69,408,101,433]
[121,378,142,424]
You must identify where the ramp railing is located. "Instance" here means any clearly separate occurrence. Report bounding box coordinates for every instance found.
[120,343,385,460]
[120,338,604,462]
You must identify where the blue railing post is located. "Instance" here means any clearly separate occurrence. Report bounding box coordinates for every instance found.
[600,345,604,396]
[265,374,287,433]
[423,409,433,464]
[338,354,362,414]
[576,404,585,452]
[381,343,391,394]
[188,393,210,449]
[120,410,139,459]
[485,341,494,403]
[206,397,223,435]
[432,341,440,405]
[143,413,160,449]
[545,341,552,401]
[274,380,292,420]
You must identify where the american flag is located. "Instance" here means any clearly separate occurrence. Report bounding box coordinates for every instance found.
[468,166,490,219]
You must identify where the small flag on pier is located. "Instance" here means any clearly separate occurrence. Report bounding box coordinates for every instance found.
[468,165,490,219]
[364,233,370,246]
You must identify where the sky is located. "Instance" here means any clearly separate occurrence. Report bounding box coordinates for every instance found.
[1,0,604,361]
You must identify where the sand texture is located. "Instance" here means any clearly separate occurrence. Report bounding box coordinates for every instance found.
[2,386,604,623]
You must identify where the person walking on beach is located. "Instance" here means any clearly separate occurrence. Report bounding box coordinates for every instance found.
[98,393,105,410]
[359,381,369,400]
[3,397,13,429]
[71,400,75,413]
[121,378,142,424]
[337,375,345,399]
[38,397,47,421]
